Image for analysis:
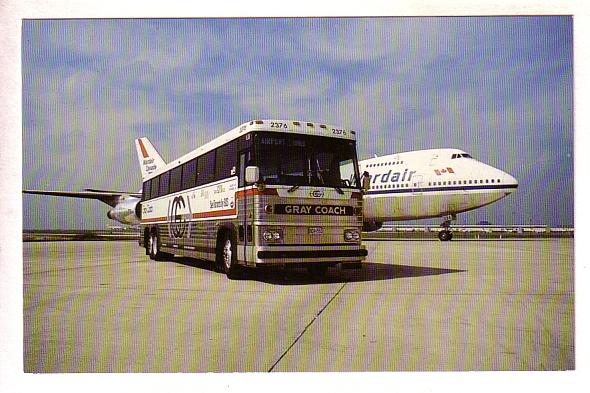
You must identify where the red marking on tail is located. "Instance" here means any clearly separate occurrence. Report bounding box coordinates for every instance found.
[138,139,149,158]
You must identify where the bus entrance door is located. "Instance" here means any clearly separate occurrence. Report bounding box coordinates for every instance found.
[239,151,256,266]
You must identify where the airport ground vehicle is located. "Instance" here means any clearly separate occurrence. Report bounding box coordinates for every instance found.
[138,120,367,278]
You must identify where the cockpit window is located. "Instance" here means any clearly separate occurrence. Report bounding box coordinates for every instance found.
[452,153,474,159]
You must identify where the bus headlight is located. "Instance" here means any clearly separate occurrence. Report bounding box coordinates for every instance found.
[344,229,360,242]
[262,228,283,242]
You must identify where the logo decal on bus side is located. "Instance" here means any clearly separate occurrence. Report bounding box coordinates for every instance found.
[168,195,192,239]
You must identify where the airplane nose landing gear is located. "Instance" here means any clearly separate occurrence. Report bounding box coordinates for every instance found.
[439,214,456,241]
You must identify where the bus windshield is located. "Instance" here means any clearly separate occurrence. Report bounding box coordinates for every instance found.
[255,133,361,189]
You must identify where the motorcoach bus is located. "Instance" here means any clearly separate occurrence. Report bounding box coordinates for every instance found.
[139,120,367,278]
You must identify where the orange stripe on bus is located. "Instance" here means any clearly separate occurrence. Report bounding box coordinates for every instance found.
[192,209,236,219]
[138,139,149,158]
[235,188,278,198]
[141,217,167,223]
[141,209,237,224]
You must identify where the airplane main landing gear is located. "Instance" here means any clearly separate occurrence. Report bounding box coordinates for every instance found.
[438,214,456,241]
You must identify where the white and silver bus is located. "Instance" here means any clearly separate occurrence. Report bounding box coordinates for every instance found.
[139,119,367,278]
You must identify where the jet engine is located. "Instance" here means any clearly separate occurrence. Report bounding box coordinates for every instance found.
[107,198,141,225]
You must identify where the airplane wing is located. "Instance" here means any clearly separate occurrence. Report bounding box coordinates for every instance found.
[23,189,142,208]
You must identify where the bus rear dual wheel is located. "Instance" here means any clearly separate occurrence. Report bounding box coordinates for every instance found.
[148,231,171,261]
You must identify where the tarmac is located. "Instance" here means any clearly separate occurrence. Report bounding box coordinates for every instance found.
[22,238,574,372]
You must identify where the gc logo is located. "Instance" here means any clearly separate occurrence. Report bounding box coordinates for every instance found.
[310,189,324,198]
[168,195,191,238]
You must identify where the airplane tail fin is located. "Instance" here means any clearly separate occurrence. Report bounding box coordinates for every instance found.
[135,137,166,180]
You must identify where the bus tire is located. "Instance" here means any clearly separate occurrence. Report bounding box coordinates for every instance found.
[149,232,158,260]
[144,229,151,255]
[218,231,240,279]
[149,230,170,261]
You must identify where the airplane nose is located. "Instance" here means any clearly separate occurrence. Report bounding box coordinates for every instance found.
[502,172,518,193]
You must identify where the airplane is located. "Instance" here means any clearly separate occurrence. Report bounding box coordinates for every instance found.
[23,137,164,226]
[359,148,518,240]
[24,139,517,241]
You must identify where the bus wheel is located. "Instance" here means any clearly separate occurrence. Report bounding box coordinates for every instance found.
[144,230,151,255]
[149,232,158,260]
[218,232,239,279]
[150,231,169,261]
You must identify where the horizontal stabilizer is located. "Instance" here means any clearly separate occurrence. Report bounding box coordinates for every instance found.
[84,188,142,197]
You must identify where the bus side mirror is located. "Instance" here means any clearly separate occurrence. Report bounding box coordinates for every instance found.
[245,166,260,184]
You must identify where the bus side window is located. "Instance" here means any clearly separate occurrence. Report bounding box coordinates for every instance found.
[143,180,151,201]
[196,150,216,186]
[160,171,170,196]
[150,175,160,199]
[183,158,198,190]
[215,141,238,181]
[169,165,183,193]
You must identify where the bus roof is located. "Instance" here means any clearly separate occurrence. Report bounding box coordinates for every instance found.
[147,119,358,180]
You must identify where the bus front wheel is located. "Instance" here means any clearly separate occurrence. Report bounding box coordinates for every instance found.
[218,231,240,279]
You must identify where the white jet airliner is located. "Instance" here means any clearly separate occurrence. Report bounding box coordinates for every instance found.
[359,148,518,240]
[24,139,517,241]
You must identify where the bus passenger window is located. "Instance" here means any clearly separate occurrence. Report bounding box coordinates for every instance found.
[183,159,198,190]
[143,180,151,201]
[170,166,183,193]
[197,150,216,186]
[151,176,160,198]
[216,141,238,181]
[160,171,171,195]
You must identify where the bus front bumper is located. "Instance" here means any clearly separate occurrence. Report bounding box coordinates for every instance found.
[253,246,367,266]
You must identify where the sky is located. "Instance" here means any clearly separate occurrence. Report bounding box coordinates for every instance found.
[20,16,574,229]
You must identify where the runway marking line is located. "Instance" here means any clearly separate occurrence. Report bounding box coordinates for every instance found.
[268,282,347,372]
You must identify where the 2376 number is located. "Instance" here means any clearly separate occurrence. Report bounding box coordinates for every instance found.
[332,128,347,136]
[271,122,287,129]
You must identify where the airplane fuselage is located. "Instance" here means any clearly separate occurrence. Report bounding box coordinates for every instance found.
[359,148,518,223]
